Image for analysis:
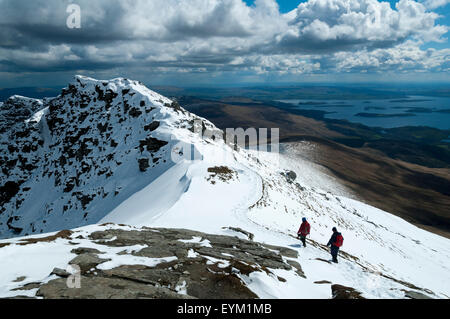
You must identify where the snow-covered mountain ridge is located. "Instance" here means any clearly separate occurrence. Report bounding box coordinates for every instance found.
[0,75,218,238]
[1,76,449,299]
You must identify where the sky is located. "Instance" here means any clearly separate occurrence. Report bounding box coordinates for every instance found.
[0,0,449,88]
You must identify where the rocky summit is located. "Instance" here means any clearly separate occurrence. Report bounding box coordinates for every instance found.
[0,76,218,239]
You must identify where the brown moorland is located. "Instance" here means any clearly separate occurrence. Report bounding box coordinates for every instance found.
[180,97,450,239]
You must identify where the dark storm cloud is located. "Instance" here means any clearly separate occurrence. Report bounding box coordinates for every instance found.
[0,0,448,84]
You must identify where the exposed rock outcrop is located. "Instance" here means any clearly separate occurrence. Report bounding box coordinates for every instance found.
[3,225,303,299]
[331,284,364,299]
[0,76,218,239]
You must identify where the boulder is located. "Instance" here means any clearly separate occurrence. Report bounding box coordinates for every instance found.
[331,284,364,299]
[68,253,111,273]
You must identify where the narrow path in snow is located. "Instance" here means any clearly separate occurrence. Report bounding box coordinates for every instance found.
[225,162,440,299]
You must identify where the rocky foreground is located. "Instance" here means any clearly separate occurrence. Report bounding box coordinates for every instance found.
[4,225,304,299]
[1,224,435,299]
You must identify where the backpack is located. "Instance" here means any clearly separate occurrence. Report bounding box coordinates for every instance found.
[335,234,344,247]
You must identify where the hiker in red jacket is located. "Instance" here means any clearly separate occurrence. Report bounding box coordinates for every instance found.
[297,218,310,247]
[327,227,344,263]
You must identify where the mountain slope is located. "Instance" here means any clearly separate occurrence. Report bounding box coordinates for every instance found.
[0,76,218,238]
[100,140,450,298]
[0,76,449,299]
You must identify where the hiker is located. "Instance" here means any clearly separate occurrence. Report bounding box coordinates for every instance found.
[297,217,310,247]
[327,227,344,263]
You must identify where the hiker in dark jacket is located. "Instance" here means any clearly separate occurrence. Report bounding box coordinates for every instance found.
[297,217,310,247]
[327,227,343,263]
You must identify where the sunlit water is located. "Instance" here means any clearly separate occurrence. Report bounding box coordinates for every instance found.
[278,95,450,130]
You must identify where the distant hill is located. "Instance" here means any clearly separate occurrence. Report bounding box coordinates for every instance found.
[0,87,63,102]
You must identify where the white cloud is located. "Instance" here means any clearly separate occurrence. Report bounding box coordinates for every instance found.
[0,0,448,79]
[332,40,450,72]
[278,0,448,52]
[422,0,450,9]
